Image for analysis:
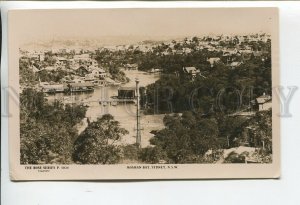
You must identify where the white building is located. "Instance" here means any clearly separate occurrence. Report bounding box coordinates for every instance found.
[207,57,221,67]
[256,94,272,111]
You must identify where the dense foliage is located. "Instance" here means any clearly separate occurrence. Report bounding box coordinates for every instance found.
[142,112,222,163]
[20,89,130,165]
[20,88,87,164]
[138,109,272,164]
[141,55,271,115]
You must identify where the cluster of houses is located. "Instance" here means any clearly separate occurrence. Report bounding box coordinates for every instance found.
[30,52,106,77]
[179,34,270,80]
[21,33,271,105]
[20,50,119,93]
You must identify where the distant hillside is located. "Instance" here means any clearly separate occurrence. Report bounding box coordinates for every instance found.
[20,36,186,51]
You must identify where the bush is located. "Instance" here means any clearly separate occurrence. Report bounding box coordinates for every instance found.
[138,146,167,164]
[122,144,139,161]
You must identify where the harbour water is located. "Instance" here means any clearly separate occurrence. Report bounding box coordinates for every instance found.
[46,70,165,147]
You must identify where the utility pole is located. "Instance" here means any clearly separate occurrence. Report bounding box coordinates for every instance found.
[135,78,141,147]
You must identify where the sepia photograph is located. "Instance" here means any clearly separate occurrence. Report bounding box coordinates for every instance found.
[8,8,280,180]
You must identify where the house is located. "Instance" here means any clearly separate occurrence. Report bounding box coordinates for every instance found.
[183,66,200,76]
[207,57,221,67]
[255,93,272,111]
[77,66,89,76]
[85,67,106,78]
[182,66,205,79]
[98,68,106,78]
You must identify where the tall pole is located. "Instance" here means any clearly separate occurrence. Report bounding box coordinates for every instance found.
[136,78,141,147]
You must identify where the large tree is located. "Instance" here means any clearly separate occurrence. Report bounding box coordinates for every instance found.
[73,114,129,164]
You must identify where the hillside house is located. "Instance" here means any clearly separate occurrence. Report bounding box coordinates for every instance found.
[183,66,201,79]
[86,68,106,79]
[255,93,272,111]
[207,57,221,67]
[77,66,89,76]
[183,67,206,80]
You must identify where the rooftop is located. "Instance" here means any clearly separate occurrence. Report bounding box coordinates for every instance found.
[256,94,271,104]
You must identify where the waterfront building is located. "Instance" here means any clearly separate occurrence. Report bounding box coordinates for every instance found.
[118,87,136,99]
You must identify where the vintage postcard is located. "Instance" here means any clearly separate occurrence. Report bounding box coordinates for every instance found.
[8,8,280,180]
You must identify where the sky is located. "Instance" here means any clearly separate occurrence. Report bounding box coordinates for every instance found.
[9,8,277,45]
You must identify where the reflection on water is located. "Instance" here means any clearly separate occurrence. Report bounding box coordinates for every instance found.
[46,70,164,147]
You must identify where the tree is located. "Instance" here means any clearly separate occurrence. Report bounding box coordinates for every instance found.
[20,88,86,164]
[192,36,199,44]
[73,114,129,164]
[20,119,76,164]
[245,109,272,152]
